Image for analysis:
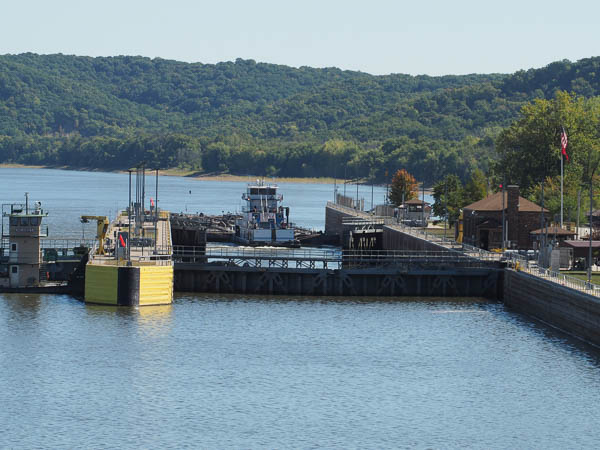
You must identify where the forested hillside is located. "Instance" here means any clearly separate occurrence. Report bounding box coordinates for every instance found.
[1,54,599,182]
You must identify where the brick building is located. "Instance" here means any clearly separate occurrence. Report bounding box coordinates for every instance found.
[463,185,547,250]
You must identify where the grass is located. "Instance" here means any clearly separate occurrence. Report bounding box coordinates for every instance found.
[425,226,455,239]
[560,271,600,283]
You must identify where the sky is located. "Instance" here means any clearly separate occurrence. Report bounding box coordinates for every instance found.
[2,0,599,76]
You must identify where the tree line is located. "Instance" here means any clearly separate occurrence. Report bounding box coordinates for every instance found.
[390,91,600,225]
[2,54,600,183]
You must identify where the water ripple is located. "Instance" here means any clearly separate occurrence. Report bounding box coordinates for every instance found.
[2,294,600,448]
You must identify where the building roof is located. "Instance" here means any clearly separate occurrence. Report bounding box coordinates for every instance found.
[463,192,548,213]
[563,240,600,248]
[404,199,430,205]
[530,226,577,236]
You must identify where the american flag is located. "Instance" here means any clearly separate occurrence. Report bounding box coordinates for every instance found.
[561,128,569,161]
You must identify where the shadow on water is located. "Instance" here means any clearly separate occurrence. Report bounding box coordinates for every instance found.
[485,302,600,366]
[0,293,44,320]
[175,291,600,366]
[83,302,174,336]
[174,291,495,306]
[84,302,172,317]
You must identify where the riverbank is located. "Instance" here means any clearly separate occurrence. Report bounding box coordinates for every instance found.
[159,168,341,184]
[0,164,346,185]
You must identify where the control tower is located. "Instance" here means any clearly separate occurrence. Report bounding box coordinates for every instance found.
[1,194,48,288]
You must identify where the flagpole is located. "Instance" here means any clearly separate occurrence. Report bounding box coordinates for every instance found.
[560,126,568,229]
[561,151,564,228]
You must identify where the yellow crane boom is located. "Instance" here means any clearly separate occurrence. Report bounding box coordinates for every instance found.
[81,216,109,255]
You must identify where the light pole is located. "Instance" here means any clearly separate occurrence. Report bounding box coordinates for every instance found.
[501,176,506,251]
[128,170,132,262]
[444,181,448,237]
[421,182,425,228]
[588,178,595,284]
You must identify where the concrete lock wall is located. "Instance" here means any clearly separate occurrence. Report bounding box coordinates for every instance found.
[325,203,373,236]
[504,270,600,347]
[174,265,503,299]
[382,225,454,252]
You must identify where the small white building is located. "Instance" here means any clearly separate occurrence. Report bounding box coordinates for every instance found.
[399,199,431,226]
[1,198,48,288]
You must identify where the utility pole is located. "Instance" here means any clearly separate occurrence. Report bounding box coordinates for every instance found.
[333,167,337,203]
[154,168,159,255]
[401,191,405,223]
[538,179,545,267]
[385,170,389,205]
[589,178,594,284]
[421,182,425,228]
[501,176,506,250]
[577,188,581,240]
[128,170,132,262]
[444,181,448,237]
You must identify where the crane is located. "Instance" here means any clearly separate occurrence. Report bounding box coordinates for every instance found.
[80,216,110,255]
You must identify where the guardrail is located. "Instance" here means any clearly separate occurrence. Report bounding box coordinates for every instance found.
[377,219,600,296]
[88,243,173,264]
[173,246,503,270]
[503,251,600,296]
[341,249,502,269]
[391,222,464,249]
[41,239,96,249]
[85,257,173,267]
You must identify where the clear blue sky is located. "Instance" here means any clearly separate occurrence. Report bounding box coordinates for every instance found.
[3,0,598,76]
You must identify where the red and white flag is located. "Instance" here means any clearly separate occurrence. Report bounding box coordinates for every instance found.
[150,197,155,207]
[561,128,569,161]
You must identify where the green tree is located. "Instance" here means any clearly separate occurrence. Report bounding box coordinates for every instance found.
[432,174,464,224]
[463,169,488,205]
[494,91,589,194]
[388,169,417,206]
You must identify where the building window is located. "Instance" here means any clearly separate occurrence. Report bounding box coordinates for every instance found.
[11,266,18,274]
[11,243,17,252]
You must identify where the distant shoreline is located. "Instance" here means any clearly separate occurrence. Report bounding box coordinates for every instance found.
[0,164,437,192]
[0,164,357,185]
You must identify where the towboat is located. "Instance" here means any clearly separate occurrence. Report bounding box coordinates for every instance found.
[235,181,299,247]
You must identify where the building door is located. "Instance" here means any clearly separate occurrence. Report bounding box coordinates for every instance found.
[9,265,18,287]
[480,230,490,250]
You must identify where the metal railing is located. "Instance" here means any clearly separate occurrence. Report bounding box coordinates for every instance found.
[173,245,340,268]
[202,246,338,259]
[365,217,600,297]
[503,251,600,296]
[341,249,501,269]
[173,246,503,270]
[86,256,173,267]
[88,243,173,265]
[41,239,96,250]
[390,222,464,249]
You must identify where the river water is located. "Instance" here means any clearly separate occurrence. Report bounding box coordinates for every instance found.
[2,168,600,448]
[0,167,396,236]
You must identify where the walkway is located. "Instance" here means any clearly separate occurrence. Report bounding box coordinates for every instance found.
[391,221,600,297]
